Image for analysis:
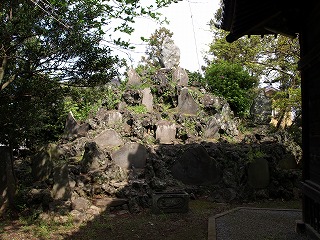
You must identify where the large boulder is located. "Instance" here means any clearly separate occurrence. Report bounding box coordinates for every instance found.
[81,142,106,173]
[111,143,147,170]
[64,111,90,139]
[51,164,71,200]
[177,87,199,115]
[93,129,124,149]
[172,67,189,87]
[160,37,180,69]
[142,87,154,112]
[248,158,270,189]
[170,146,220,185]
[127,68,142,86]
[155,120,176,144]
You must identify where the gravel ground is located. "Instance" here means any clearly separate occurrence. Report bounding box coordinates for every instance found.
[212,208,314,240]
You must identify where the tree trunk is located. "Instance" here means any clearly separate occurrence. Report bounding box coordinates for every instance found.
[0,146,17,215]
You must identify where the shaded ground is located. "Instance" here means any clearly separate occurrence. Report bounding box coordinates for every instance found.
[0,199,302,240]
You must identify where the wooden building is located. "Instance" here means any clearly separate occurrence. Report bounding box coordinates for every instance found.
[220,0,320,238]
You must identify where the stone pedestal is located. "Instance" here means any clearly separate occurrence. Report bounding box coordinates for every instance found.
[152,191,189,214]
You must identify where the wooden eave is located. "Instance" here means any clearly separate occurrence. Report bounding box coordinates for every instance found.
[220,0,302,42]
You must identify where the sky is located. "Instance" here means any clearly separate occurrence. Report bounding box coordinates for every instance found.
[114,0,220,72]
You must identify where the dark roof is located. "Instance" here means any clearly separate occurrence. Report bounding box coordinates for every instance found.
[220,0,303,42]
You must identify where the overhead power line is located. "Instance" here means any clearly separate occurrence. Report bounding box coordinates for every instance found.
[187,0,202,73]
[29,0,70,29]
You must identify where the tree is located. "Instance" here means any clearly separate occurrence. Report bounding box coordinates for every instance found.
[205,61,257,117]
[207,7,301,127]
[142,27,174,68]
[0,0,176,212]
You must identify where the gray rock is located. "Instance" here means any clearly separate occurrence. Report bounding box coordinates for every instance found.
[64,111,90,139]
[52,164,71,200]
[122,89,142,106]
[94,129,124,149]
[155,120,176,144]
[142,87,153,112]
[248,158,270,189]
[161,36,180,69]
[111,143,147,170]
[127,68,141,86]
[172,67,189,87]
[81,142,106,173]
[71,197,91,212]
[177,87,199,115]
[31,149,53,182]
[170,146,220,185]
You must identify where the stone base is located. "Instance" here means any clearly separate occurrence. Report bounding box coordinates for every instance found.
[152,191,189,214]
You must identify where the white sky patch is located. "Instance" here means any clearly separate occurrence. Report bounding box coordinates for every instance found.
[110,0,220,72]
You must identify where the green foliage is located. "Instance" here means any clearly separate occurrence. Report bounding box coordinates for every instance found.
[127,105,147,114]
[187,70,205,86]
[247,147,267,163]
[63,86,122,121]
[208,10,301,125]
[142,27,174,68]
[205,61,257,117]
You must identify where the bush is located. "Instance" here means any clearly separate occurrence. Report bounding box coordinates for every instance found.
[205,61,257,117]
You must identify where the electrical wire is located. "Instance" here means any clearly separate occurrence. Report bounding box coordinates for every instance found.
[29,0,70,29]
[187,0,202,73]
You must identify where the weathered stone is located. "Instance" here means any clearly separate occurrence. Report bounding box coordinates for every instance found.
[64,111,90,139]
[31,149,53,182]
[94,129,124,149]
[251,89,272,125]
[152,191,189,214]
[92,197,128,211]
[71,197,91,212]
[172,67,189,87]
[248,158,270,189]
[122,89,142,106]
[96,109,122,125]
[161,37,180,69]
[52,164,71,200]
[278,154,298,169]
[111,143,147,170]
[155,120,176,144]
[170,146,220,185]
[177,87,199,115]
[127,68,141,86]
[142,87,153,112]
[81,142,106,173]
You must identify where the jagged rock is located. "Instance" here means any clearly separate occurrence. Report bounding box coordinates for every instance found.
[155,120,176,144]
[111,143,147,170]
[71,197,91,212]
[94,129,124,149]
[170,145,220,185]
[64,111,90,139]
[161,37,180,69]
[122,89,142,106]
[251,89,272,125]
[52,164,72,200]
[127,68,142,86]
[95,109,122,126]
[142,88,153,112]
[31,149,53,182]
[177,87,199,115]
[172,67,189,87]
[81,142,106,173]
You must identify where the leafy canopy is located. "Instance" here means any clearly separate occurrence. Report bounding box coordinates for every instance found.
[205,61,257,117]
